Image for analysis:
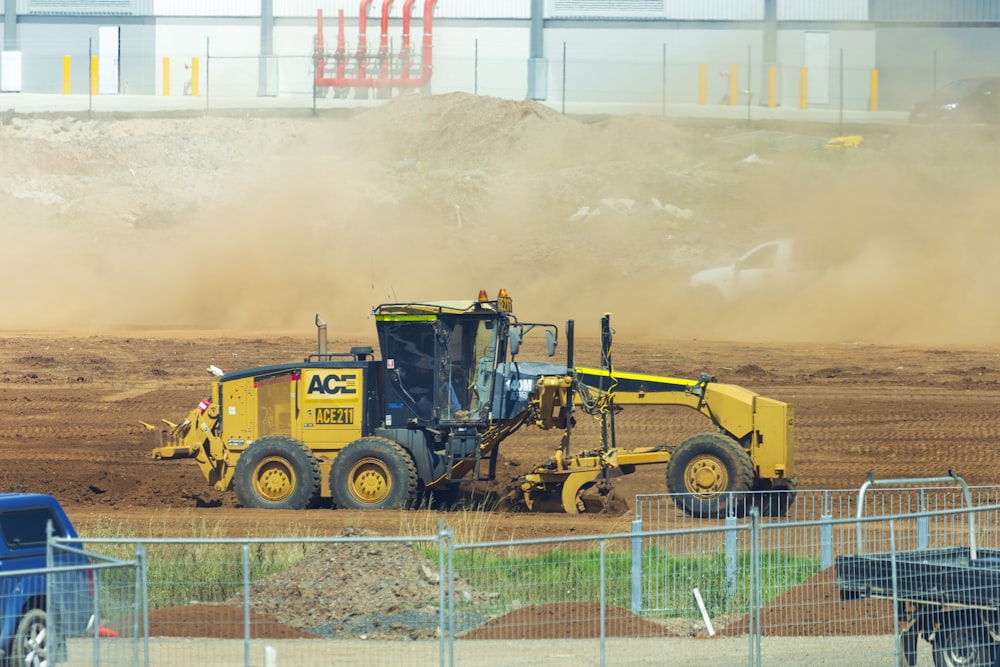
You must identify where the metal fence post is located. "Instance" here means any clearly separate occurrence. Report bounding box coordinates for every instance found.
[821,490,834,568]
[137,543,150,667]
[630,519,642,613]
[725,510,738,602]
[918,489,930,550]
[749,507,761,667]
[438,520,448,667]
[890,520,901,666]
[599,539,607,667]
[242,543,251,667]
[446,526,455,667]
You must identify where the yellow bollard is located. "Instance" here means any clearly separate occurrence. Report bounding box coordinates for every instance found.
[729,63,738,106]
[90,56,98,95]
[869,69,879,112]
[62,56,71,94]
[190,57,199,96]
[163,57,170,96]
[768,65,776,108]
[698,64,707,105]
[799,67,808,109]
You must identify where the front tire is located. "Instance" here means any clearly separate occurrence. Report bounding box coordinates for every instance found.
[329,436,418,510]
[233,436,321,509]
[10,607,47,667]
[666,432,753,518]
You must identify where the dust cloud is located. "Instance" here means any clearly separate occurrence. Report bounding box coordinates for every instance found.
[0,93,998,345]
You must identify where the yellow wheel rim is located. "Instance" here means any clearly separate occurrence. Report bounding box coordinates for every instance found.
[347,457,392,505]
[684,454,729,498]
[252,456,296,503]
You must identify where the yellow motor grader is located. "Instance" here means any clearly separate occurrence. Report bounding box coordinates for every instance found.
[144,290,795,517]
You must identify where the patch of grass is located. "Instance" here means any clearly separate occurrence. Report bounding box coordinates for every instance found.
[446,544,820,618]
[82,516,324,610]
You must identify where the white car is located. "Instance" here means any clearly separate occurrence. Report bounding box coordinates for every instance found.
[689,239,796,302]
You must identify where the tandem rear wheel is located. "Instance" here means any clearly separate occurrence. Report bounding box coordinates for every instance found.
[329,436,419,510]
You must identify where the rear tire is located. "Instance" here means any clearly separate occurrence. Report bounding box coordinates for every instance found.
[10,607,47,667]
[933,612,994,667]
[667,432,753,518]
[329,436,418,510]
[233,436,321,510]
[750,476,798,518]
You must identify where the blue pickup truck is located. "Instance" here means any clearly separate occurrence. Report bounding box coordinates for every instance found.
[0,493,93,667]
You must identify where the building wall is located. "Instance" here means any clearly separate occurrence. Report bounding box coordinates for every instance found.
[876,26,1000,108]
[0,2,997,111]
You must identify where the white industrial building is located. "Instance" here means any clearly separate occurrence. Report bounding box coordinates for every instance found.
[0,1,998,110]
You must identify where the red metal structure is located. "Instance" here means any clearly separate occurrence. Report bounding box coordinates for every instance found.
[313,0,438,94]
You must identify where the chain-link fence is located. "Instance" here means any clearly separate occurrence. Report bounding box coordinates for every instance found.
[1,31,971,119]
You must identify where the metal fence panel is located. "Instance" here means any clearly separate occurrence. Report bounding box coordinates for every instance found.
[62,485,1000,667]
[0,540,140,667]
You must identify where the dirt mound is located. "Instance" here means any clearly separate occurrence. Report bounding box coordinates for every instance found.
[718,567,893,637]
[230,526,488,639]
[340,91,577,166]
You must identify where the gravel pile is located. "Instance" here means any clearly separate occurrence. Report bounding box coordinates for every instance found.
[234,526,490,640]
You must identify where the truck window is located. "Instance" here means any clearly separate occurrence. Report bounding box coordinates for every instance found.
[0,508,65,548]
[739,243,778,270]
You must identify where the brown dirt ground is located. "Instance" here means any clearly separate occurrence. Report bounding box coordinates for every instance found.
[3,331,998,640]
[3,92,1000,640]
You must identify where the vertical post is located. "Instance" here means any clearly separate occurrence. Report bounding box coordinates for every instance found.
[438,520,447,667]
[661,43,666,116]
[869,69,878,111]
[526,0,546,100]
[750,508,762,666]
[932,49,937,94]
[838,48,844,136]
[242,544,251,667]
[917,490,929,550]
[745,45,752,125]
[162,57,170,96]
[630,519,643,613]
[312,43,317,116]
[191,57,200,96]
[820,513,834,569]
[88,38,94,117]
[447,526,455,667]
[259,0,274,96]
[90,56,99,95]
[62,56,71,94]
[728,63,738,106]
[206,37,211,112]
[561,41,567,115]
[889,521,902,667]
[599,540,607,667]
[767,65,776,108]
[138,544,151,667]
[725,513,738,602]
[799,66,808,109]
